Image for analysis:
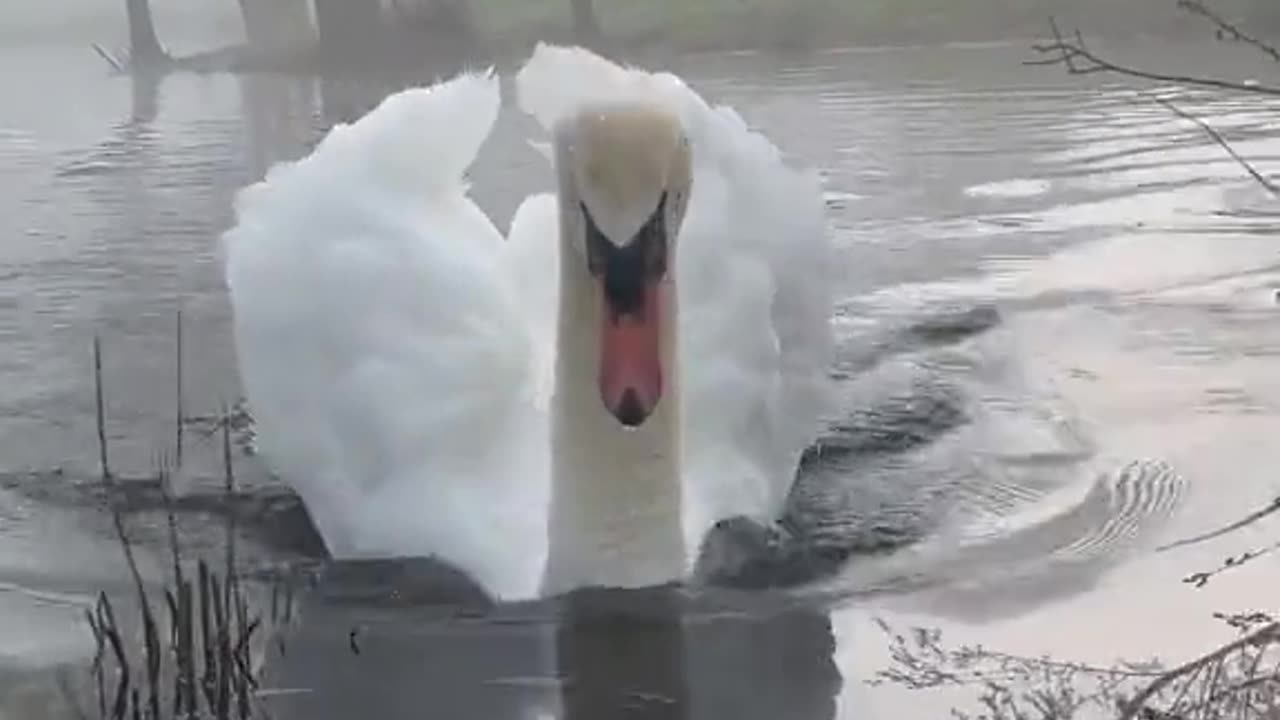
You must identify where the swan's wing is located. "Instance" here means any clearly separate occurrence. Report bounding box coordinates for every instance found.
[223,71,551,600]
[502,191,560,410]
[675,103,833,542]
[515,45,834,552]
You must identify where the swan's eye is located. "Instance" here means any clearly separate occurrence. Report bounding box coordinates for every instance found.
[637,191,668,276]
[582,201,609,276]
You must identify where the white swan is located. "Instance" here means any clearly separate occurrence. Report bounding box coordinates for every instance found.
[223,44,833,601]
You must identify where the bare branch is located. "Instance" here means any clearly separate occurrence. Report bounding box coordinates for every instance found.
[877,617,1280,719]
[1158,496,1280,553]
[1147,92,1280,195]
[1028,18,1280,196]
[1027,19,1280,97]
[1182,542,1280,589]
[91,43,126,73]
[1177,0,1280,64]
[1120,622,1280,719]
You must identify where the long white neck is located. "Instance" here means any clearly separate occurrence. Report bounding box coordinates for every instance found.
[541,224,685,597]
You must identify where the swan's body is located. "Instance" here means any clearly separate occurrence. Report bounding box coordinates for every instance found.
[223,45,832,601]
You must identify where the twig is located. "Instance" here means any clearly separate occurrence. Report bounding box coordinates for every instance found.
[222,401,237,607]
[1049,16,1079,74]
[1028,18,1280,196]
[873,618,1161,718]
[1158,496,1280,553]
[1177,0,1280,64]
[1119,622,1280,719]
[1182,541,1280,588]
[93,336,111,481]
[1147,92,1280,195]
[175,309,184,469]
[100,451,164,720]
[96,595,129,720]
[1185,674,1280,717]
[91,44,125,73]
[158,457,199,717]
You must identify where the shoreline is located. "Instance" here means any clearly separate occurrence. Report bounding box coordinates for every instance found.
[33,0,1276,78]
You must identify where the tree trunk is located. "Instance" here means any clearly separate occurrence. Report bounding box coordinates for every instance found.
[237,0,316,53]
[570,0,602,44]
[313,0,382,57]
[124,0,167,65]
[236,0,266,46]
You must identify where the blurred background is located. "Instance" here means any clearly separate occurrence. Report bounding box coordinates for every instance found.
[5,0,1279,62]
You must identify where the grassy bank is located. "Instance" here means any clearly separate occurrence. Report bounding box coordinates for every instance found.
[467,0,1280,53]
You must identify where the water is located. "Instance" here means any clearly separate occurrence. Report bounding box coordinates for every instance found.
[2,36,1280,719]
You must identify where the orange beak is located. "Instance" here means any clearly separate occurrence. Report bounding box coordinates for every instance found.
[582,193,670,427]
[599,283,663,427]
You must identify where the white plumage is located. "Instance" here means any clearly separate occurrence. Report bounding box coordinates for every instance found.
[223,44,833,601]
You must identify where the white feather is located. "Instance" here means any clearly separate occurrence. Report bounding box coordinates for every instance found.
[223,46,833,601]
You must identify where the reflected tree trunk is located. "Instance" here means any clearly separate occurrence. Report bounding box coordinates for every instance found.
[570,0,602,44]
[236,0,317,54]
[124,0,167,65]
[392,0,480,52]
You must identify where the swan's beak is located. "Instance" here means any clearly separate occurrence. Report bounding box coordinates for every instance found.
[597,241,665,428]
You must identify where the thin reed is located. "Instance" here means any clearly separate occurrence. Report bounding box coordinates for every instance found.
[84,451,265,719]
[83,317,282,720]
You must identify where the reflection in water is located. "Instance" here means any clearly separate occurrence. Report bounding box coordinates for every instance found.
[129,71,161,127]
[556,587,840,720]
[239,74,321,177]
[316,71,435,127]
[261,560,841,720]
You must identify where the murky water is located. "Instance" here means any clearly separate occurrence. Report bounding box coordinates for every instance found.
[2,36,1280,719]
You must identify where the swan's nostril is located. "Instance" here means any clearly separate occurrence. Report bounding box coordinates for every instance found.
[613,388,649,427]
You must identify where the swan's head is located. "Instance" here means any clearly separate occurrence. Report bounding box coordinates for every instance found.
[558,104,693,428]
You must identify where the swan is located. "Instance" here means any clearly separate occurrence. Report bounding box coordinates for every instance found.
[223,44,833,601]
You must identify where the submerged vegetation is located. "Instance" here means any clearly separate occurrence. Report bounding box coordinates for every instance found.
[84,471,269,720]
[73,324,284,720]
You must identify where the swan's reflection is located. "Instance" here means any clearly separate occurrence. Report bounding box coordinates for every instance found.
[555,585,841,720]
[261,559,841,720]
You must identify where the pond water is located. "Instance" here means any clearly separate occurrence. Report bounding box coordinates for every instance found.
[1,34,1279,720]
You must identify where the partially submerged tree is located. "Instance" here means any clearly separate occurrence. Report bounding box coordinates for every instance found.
[123,0,169,68]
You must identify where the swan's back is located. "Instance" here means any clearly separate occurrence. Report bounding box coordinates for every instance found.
[517,45,833,547]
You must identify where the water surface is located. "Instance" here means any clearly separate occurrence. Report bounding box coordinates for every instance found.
[2,37,1279,719]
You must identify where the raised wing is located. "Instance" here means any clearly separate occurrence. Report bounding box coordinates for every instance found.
[223,71,551,599]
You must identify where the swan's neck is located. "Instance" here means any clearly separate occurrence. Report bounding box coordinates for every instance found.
[542,250,685,596]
